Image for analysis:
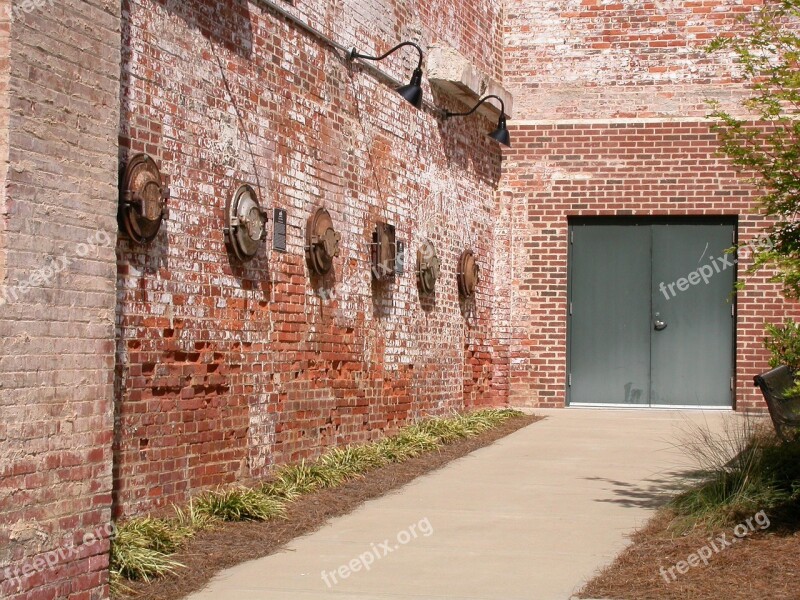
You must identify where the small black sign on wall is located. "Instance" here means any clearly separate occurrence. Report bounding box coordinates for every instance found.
[273,208,287,252]
[395,240,405,275]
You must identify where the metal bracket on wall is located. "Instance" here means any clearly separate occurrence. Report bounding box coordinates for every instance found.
[417,240,441,295]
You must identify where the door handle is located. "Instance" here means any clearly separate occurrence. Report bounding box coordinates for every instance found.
[654,319,668,331]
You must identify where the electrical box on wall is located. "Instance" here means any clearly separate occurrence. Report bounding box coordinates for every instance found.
[306,207,341,276]
[371,222,396,281]
[119,153,170,244]
[273,208,287,252]
[395,240,405,275]
[224,184,268,262]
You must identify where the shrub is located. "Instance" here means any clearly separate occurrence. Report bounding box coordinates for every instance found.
[765,318,800,371]
[263,460,342,500]
[317,444,388,476]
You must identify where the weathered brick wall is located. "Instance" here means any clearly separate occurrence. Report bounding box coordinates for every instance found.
[271,0,503,83]
[0,1,120,598]
[12,0,798,596]
[0,3,10,285]
[505,0,762,120]
[503,0,800,409]
[115,0,508,516]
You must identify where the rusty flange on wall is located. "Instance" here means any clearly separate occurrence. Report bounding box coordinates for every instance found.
[457,249,479,299]
[119,153,170,244]
[224,184,268,262]
[306,207,341,276]
[371,222,396,281]
[417,240,440,295]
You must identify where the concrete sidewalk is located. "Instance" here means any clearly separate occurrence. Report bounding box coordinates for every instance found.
[186,408,734,600]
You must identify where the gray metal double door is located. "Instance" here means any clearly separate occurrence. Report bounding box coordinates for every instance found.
[568,219,735,407]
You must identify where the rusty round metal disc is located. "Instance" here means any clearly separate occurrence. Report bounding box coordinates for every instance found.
[120,153,167,244]
[306,207,340,276]
[457,249,479,299]
[226,184,266,262]
[417,240,440,295]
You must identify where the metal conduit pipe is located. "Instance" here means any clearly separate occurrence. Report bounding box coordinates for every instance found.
[252,0,445,116]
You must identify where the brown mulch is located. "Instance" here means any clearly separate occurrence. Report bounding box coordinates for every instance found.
[578,510,800,600]
[117,414,541,600]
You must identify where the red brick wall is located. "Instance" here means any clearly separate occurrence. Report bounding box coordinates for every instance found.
[0,0,10,284]
[503,120,800,409]
[275,0,503,84]
[10,0,797,596]
[503,0,800,410]
[505,0,763,120]
[115,0,509,517]
[0,1,120,599]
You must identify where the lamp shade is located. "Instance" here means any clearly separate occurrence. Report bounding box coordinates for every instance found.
[396,67,424,109]
[488,114,511,147]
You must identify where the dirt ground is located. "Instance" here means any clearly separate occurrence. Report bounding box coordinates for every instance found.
[117,414,540,600]
[578,510,800,600]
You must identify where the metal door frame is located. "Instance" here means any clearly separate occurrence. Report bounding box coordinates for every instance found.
[566,216,738,409]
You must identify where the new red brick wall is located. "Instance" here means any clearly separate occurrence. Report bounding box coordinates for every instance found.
[503,120,800,409]
[503,0,800,409]
[0,1,120,599]
[115,0,509,517]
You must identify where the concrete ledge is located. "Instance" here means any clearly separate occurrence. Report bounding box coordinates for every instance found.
[427,43,513,119]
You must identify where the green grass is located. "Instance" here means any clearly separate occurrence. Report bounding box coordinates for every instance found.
[316,444,389,478]
[262,459,347,500]
[193,487,287,522]
[669,415,800,529]
[110,408,526,589]
[109,517,188,582]
[173,499,217,531]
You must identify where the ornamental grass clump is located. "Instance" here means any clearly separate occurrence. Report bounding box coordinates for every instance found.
[670,415,800,530]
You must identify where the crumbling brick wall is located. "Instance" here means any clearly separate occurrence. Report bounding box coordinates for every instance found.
[114,0,509,517]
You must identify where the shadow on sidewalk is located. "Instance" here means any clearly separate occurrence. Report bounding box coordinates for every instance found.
[584,470,703,509]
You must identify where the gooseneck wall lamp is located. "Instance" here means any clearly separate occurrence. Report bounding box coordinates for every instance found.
[348,42,425,109]
[443,95,511,147]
